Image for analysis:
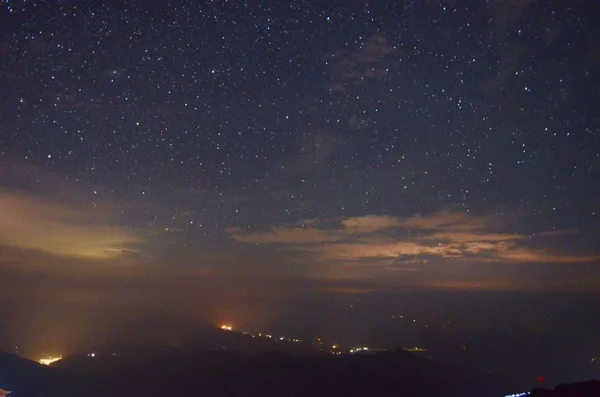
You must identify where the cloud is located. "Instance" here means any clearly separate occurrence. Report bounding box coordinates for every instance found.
[314,240,441,260]
[229,210,597,265]
[494,247,598,264]
[0,191,144,260]
[423,232,523,242]
[422,267,600,292]
[328,35,393,92]
[480,46,524,94]
[396,210,491,231]
[491,0,538,26]
[286,130,342,173]
[535,229,579,237]
[228,226,339,245]
[182,187,249,203]
[341,215,401,233]
[324,287,376,295]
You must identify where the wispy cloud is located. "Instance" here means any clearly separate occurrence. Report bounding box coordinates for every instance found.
[228,226,339,245]
[340,215,401,233]
[229,210,597,265]
[283,130,342,174]
[491,0,539,26]
[0,191,144,260]
[535,229,579,237]
[328,34,393,92]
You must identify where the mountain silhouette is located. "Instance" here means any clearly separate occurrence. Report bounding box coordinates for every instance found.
[3,329,596,397]
[529,380,600,396]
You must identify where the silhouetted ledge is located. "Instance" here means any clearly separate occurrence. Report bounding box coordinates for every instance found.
[529,380,600,396]
[48,348,507,396]
[0,351,104,397]
[7,349,598,397]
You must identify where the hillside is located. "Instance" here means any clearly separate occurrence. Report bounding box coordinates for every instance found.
[53,348,487,397]
[0,352,102,397]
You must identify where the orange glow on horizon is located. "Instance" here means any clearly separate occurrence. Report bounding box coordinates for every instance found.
[39,355,63,365]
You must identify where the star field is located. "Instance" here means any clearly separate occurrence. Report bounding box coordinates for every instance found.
[1,0,600,339]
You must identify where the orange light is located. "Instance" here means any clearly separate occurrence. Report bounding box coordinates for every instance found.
[39,355,62,365]
[220,325,233,331]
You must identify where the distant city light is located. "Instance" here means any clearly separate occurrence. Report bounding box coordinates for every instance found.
[404,346,427,352]
[39,355,62,365]
[505,393,530,397]
[213,324,382,357]
[87,353,96,358]
[349,347,369,353]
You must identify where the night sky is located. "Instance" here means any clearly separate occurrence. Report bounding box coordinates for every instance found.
[1,0,600,358]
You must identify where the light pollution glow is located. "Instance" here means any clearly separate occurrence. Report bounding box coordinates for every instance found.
[1,168,599,299]
[39,355,62,365]
[0,192,143,260]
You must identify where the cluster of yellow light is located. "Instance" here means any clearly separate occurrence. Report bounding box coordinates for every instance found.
[219,324,341,353]
[404,346,427,352]
[349,347,369,353]
[221,323,315,347]
[39,355,62,365]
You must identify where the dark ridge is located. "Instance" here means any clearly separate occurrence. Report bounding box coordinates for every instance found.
[3,344,596,396]
[0,351,104,397]
[47,347,509,397]
[529,379,600,396]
